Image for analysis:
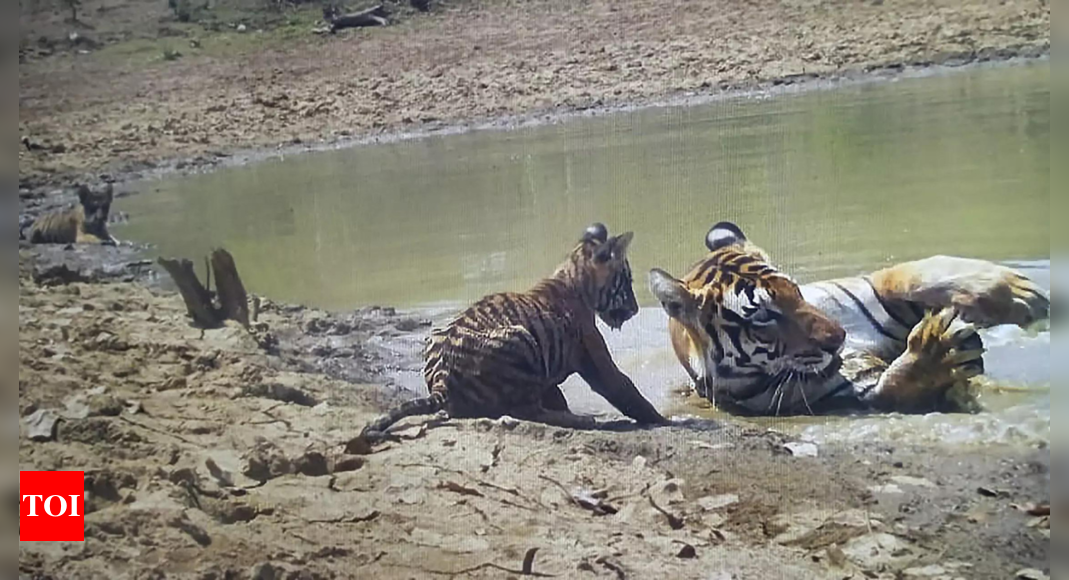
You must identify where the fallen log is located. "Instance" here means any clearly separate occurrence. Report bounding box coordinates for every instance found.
[327,4,388,32]
[158,248,250,328]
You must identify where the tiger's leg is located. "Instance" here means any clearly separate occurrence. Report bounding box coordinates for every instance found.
[541,385,569,412]
[578,324,669,425]
[869,256,1049,328]
[511,402,597,430]
[864,308,985,413]
[75,231,105,244]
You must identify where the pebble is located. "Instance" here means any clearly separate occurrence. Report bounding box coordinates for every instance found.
[250,563,278,580]
[784,441,818,457]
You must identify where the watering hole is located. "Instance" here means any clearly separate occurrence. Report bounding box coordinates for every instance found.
[119,61,1051,448]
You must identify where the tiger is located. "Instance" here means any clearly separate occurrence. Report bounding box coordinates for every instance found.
[360,223,669,443]
[26,184,117,245]
[648,221,1050,416]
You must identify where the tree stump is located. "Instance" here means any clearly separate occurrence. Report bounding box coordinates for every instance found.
[158,248,250,328]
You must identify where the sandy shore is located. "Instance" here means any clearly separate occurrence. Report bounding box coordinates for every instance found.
[17,0,1050,577]
[16,249,1052,579]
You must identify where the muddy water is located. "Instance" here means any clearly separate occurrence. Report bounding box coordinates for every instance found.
[119,62,1051,447]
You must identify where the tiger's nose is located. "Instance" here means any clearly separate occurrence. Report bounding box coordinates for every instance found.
[816,322,846,354]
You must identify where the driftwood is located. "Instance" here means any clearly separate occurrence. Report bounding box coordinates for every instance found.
[158,248,250,328]
[326,4,388,32]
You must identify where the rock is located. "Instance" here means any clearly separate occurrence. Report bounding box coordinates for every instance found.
[903,564,947,577]
[237,24,248,33]
[294,451,329,477]
[890,475,937,488]
[24,409,60,441]
[842,533,913,569]
[675,543,697,559]
[868,484,904,494]
[205,458,235,487]
[1015,570,1049,580]
[784,442,818,457]
[242,439,292,482]
[243,383,318,407]
[495,415,519,429]
[87,394,125,417]
[332,455,365,473]
[250,562,278,580]
[170,512,211,546]
[697,494,739,511]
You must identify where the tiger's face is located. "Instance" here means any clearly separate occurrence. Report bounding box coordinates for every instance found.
[576,223,640,330]
[648,222,845,403]
[77,184,114,237]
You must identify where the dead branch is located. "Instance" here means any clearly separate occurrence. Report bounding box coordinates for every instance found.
[158,257,217,327]
[327,4,388,32]
[595,556,627,580]
[646,495,685,530]
[410,560,556,577]
[211,248,250,326]
[537,475,581,508]
[158,248,251,329]
[118,415,204,447]
[437,481,483,497]
[305,510,380,524]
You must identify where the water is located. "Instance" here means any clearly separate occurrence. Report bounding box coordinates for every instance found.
[118,62,1051,448]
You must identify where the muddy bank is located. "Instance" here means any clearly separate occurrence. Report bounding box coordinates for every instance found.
[17,249,1051,579]
[18,0,1049,188]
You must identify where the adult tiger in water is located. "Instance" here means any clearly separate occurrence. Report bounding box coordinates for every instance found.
[648,222,1050,416]
[26,184,117,245]
[360,223,669,443]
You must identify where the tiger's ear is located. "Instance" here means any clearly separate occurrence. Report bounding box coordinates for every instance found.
[706,221,746,252]
[595,231,633,263]
[582,222,609,244]
[649,268,697,320]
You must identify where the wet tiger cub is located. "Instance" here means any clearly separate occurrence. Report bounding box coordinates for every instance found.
[27,184,117,245]
[360,223,669,443]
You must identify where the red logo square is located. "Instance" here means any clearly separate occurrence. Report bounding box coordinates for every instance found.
[20,471,85,542]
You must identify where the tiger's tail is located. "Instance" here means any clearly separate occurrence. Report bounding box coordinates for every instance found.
[359,389,448,444]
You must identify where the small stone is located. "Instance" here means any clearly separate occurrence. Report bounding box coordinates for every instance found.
[495,415,520,429]
[675,543,697,559]
[868,484,904,495]
[890,475,937,488]
[632,456,647,469]
[697,494,739,511]
[236,24,248,32]
[293,452,329,477]
[784,442,818,458]
[903,564,947,577]
[242,439,292,482]
[250,563,278,580]
[24,409,60,441]
[1015,569,1049,580]
[87,394,124,417]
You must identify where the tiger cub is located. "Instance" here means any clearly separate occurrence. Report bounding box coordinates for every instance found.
[27,184,116,245]
[360,223,668,442]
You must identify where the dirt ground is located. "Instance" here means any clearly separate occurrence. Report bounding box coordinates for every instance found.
[18,0,1049,187]
[13,229,1054,579]
[15,250,1052,580]
[17,0,1051,577]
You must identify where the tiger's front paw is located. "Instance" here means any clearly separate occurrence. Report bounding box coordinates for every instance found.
[871,308,984,413]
